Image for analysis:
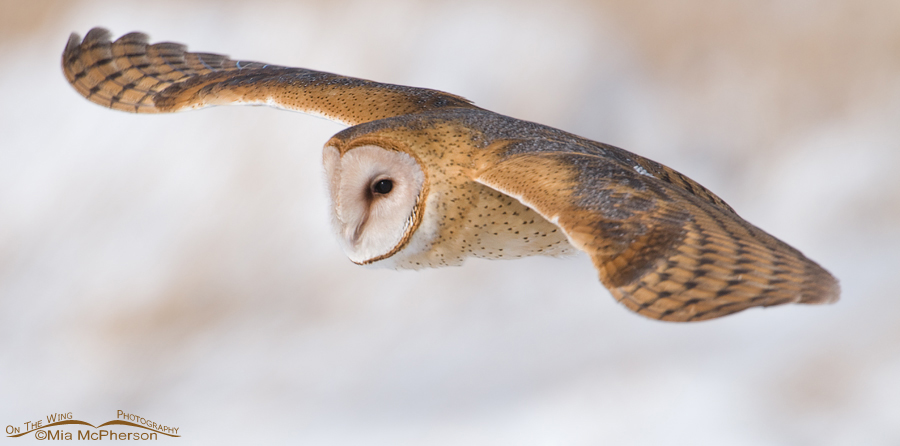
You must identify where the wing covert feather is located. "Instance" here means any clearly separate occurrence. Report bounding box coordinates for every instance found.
[473,141,839,322]
[62,28,476,125]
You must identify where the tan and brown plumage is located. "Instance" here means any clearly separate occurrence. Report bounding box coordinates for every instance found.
[62,28,474,123]
[63,28,839,322]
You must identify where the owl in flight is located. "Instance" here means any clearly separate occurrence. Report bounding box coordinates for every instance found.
[62,28,839,322]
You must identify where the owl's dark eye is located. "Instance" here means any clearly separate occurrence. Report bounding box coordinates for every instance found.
[372,179,393,195]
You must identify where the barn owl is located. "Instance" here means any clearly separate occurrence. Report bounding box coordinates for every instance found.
[62,28,839,322]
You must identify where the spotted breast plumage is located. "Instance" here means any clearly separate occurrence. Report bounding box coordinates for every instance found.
[62,28,839,322]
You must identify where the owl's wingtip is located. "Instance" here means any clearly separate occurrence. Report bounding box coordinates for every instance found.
[63,27,113,65]
[66,32,81,46]
[82,27,112,45]
[63,32,83,64]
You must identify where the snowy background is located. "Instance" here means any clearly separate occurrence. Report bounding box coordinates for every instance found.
[2,0,899,444]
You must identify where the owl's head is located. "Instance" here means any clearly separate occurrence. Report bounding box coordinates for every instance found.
[322,143,427,265]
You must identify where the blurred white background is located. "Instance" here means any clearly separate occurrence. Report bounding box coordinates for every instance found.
[2,0,899,444]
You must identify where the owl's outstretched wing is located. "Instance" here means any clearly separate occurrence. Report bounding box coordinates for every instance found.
[62,28,476,125]
[473,139,839,322]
